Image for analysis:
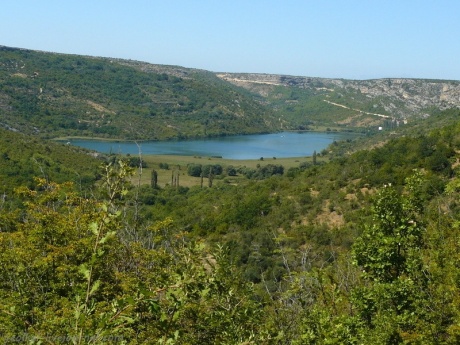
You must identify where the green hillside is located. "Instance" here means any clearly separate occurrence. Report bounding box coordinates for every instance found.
[2,109,460,342]
[0,46,278,140]
[218,73,460,132]
[2,46,460,142]
[3,45,460,343]
[0,128,102,193]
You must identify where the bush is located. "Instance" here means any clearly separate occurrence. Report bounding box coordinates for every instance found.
[226,165,237,176]
[187,163,202,177]
[252,164,284,179]
[202,164,223,176]
[127,156,147,168]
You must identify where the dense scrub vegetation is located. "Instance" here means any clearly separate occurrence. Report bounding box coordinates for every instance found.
[0,128,101,193]
[2,108,460,342]
[0,46,277,140]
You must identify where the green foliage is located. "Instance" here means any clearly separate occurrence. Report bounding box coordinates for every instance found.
[202,164,223,176]
[0,179,128,342]
[0,128,100,193]
[0,46,278,140]
[0,161,266,343]
[253,164,284,179]
[126,155,147,168]
[237,164,284,179]
[346,171,460,343]
[187,163,203,177]
[3,102,460,342]
[186,163,223,178]
[226,165,237,176]
[352,181,424,283]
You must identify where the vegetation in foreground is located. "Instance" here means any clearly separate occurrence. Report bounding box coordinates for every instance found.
[1,110,460,343]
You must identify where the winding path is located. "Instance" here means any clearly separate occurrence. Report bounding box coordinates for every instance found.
[323,100,391,119]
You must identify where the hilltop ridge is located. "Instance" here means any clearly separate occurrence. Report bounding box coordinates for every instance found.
[0,46,277,140]
[217,73,460,129]
[1,45,460,139]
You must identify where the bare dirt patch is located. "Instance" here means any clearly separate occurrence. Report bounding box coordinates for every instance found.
[86,100,115,114]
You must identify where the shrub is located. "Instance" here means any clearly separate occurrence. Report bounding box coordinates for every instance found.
[187,163,202,177]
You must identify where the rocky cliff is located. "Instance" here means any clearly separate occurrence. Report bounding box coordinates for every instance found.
[217,73,460,120]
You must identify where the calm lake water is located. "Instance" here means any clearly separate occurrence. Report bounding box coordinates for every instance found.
[65,132,356,160]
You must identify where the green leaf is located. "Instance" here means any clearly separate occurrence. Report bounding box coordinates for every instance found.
[99,230,117,244]
[172,310,181,321]
[89,222,99,235]
[79,264,90,280]
[201,288,210,298]
[89,279,101,296]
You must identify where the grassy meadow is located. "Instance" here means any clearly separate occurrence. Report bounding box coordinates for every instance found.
[130,154,318,188]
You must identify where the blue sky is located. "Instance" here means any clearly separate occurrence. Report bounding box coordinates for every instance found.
[1,0,459,80]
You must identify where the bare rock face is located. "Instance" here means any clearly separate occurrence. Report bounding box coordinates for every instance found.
[340,78,460,116]
[217,73,460,119]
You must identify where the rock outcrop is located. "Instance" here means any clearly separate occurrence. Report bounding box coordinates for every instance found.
[217,73,460,119]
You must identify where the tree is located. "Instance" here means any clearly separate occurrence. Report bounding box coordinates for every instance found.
[151,169,158,188]
[0,161,266,343]
[202,164,222,176]
[0,178,132,342]
[127,156,147,168]
[226,165,237,176]
[208,166,214,187]
[187,163,202,177]
[351,172,428,343]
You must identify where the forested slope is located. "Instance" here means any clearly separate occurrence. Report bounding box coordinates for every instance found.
[3,45,460,143]
[0,46,277,140]
[0,128,101,193]
[2,110,460,343]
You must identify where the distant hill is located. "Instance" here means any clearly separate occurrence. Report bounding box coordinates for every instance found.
[1,45,460,140]
[0,46,277,140]
[217,73,460,131]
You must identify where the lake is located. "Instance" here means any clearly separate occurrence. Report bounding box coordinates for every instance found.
[64,131,356,160]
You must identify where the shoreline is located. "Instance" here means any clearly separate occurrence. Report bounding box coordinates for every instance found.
[52,128,362,143]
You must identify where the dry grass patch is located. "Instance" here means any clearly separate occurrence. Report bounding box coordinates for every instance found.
[129,154,308,188]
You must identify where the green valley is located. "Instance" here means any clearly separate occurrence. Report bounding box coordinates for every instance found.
[2,45,460,343]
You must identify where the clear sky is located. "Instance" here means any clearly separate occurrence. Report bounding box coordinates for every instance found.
[1,0,459,80]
